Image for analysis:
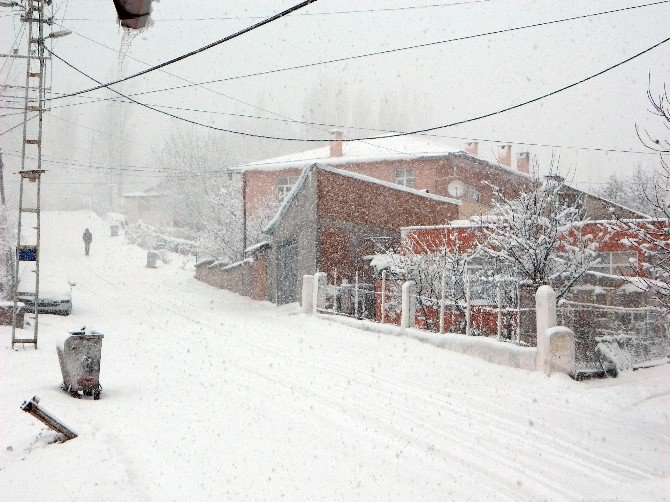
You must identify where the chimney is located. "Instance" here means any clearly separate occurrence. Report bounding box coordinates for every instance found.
[516,151,530,174]
[329,129,343,157]
[464,141,478,157]
[498,144,512,167]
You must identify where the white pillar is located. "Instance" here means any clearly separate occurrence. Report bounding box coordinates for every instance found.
[301,275,314,314]
[401,280,416,329]
[545,326,576,376]
[465,275,472,336]
[496,282,503,339]
[380,270,387,323]
[535,285,557,373]
[313,272,327,314]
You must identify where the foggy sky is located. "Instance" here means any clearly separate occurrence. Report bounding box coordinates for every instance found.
[1,0,670,208]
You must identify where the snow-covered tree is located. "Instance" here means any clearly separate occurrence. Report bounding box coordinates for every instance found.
[156,130,278,261]
[385,231,481,332]
[481,176,601,301]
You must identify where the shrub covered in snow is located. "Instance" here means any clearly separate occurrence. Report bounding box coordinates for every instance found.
[384,232,479,332]
[125,221,197,256]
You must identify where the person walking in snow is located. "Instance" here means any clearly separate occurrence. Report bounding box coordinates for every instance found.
[83,228,93,256]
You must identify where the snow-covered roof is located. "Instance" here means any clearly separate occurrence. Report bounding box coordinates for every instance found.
[245,241,271,255]
[402,221,482,232]
[122,180,169,198]
[121,192,164,198]
[555,183,651,220]
[232,135,464,172]
[263,164,461,235]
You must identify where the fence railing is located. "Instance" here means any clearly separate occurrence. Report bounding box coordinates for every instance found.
[313,273,669,373]
[322,272,536,344]
[557,299,669,370]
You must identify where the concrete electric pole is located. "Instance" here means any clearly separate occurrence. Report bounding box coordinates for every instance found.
[0,0,69,348]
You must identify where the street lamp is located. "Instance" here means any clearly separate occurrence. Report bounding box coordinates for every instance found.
[46,29,72,40]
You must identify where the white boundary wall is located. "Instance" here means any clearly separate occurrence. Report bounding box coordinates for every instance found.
[306,275,577,375]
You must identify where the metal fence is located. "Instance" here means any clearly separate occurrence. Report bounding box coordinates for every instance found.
[557,300,669,370]
[318,272,377,320]
[313,271,669,376]
[321,271,536,344]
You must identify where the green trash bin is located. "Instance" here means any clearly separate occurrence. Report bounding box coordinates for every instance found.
[147,251,158,268]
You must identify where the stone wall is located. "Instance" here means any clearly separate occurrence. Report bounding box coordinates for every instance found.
[195,257,268,300]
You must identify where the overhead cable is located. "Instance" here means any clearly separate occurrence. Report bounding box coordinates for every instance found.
[49,0,670,101]
[48,0,319,101]
[47,36,670,142]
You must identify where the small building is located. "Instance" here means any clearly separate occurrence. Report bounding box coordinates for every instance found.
[122,181,174,228]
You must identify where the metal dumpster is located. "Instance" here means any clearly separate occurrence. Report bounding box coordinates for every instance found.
[57,328,103,399]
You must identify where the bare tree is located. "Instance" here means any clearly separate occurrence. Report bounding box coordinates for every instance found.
[593,166,658,217]
[622,86,670,311]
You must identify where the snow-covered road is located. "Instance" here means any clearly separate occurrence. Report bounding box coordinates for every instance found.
[1,212,669,500]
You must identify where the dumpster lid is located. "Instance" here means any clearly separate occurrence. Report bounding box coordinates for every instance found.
[67,326,104,337]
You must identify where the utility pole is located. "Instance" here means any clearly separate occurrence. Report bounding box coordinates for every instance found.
[0,149,6,205]
[1,1,69,347]
[9,0,49,348]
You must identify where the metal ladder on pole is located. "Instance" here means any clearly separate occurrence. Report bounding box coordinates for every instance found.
[11,0,48,349]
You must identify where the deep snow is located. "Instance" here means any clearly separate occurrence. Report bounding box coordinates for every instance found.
[1,212,669,500]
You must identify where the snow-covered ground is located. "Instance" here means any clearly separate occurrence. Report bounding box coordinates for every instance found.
[1,212,669,500]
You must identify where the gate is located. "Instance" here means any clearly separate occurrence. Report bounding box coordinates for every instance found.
[276,239,298,305]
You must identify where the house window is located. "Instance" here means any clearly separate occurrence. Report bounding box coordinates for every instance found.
[395,168,416,188]
[465,184,481,203]
[590,251,638,276]
[277,176,299,202]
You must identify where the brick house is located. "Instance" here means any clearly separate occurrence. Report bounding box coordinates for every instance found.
[197,163,461,304]
[262,164,461,304]
[231,134,534,252]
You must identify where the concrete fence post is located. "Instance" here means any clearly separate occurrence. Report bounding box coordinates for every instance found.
[535,285,557,373]
[465,275,472,336]
[401,280,416,329]
[544,326,576,376]
[302,275,314,314]
[313,272,327,314]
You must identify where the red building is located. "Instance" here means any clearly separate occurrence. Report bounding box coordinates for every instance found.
[392,216,667,336]
[197,164,461,304]
[232,134,534,248]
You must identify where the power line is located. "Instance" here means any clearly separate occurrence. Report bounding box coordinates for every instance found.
[0,114,36,137]
[49,0,670,102]
[45,94,668,157]
[49,0,319,101]
[47,21,395,153]
[47,35,670,142]
[1,149,188,175]
[58,0,493,21]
